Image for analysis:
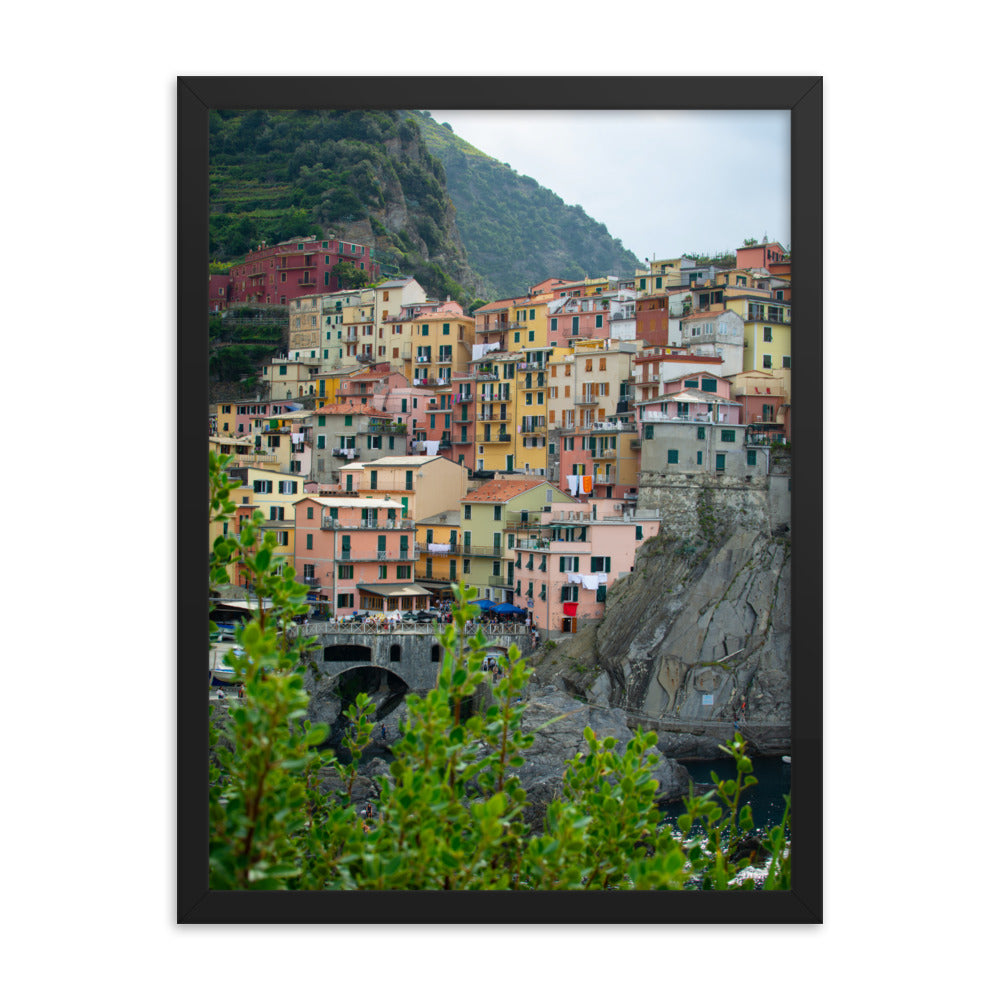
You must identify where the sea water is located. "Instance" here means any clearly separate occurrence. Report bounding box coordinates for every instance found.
[662,755,792,833]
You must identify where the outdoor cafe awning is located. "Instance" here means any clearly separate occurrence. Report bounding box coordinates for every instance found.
[356,583,434,598]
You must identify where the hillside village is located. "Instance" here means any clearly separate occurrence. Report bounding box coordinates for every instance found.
[209,236,792,639]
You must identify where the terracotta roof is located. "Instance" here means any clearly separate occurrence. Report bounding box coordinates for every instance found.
[681,309,730,322]
[463,477,550,503]
[312,402,385,417]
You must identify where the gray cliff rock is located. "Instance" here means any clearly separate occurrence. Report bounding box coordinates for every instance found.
[514,686,691,831]
[530,526,792,758]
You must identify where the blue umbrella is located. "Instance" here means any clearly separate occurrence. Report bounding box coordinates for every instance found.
[471,599,496,609]
[492,603,526,615]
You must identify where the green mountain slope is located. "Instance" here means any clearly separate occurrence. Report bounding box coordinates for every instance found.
[415,112,641,298]
[209,109,643,307]
[209,109,482,304]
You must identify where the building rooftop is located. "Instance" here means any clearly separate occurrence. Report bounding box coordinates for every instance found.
[294,496,404,509]
[463,477,551,503]
[416,509,461,526]
[312,402,386,417]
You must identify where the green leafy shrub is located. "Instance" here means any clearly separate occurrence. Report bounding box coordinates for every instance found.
[207,453,790,890]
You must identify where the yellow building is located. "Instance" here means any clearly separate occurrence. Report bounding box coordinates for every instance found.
[459,476,573,603]
[727,295,792,374]
[338,289,377,365]
[404,306,473,390]
[209,466,306,585]
[546,339,638,431]
[350,454,470,523]
[414,509,462,599]
[473,351,518,472]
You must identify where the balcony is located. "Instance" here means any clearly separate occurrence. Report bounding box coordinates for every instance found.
[507,517,542,530]
[262,518,295,529]
[465,546,505,559]
[575,396,601,407]
[321,516,415,530]
[297,276,316,286]
[488,575,508,587]
[416,572,460,584]
[415,542,461,556]
[630,439,642,449]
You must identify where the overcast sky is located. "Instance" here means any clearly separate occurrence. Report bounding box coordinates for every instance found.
[430,110,790,261]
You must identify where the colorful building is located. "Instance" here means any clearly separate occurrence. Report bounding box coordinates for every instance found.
[405,302,473,390]
[414,509,463,599]
[735,241,787,272]
[545,339,639,499]
[299,402,409,483]
[211,466,306,587]
[346,454,470,523]
[292,495,423,616]
[218,235,379,308]
[633,348,726,403]
[459,476,573,604]
[512,500,661,637]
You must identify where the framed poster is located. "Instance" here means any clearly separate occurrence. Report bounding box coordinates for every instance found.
[178,76,821,922]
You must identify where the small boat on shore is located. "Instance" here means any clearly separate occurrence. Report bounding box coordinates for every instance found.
[209,645,241,686]
[781,755,791,764]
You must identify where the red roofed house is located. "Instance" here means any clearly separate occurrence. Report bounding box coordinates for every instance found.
[460,476,573,604]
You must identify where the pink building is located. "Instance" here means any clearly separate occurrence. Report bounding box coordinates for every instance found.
[547,294,611,349]
[735,242,787,272]
[337,366,407,407]
[634,350,725,403]
[636,386,742,427]
[217,236,380,308]
[293,496,427,617]
[209,274,230,310]
[512,500,661,637]
[735,378,790,443]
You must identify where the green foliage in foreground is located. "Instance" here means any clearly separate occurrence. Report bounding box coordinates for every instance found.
[208,453,790,890]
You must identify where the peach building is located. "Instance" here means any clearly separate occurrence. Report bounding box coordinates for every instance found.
[512,500,661,637]
[293,495,430,617]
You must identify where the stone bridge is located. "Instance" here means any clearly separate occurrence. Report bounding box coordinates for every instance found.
[292,621,533,692]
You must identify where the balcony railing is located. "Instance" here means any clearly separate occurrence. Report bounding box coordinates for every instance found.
[464,546,505,559]
[321,516,415,530]
[488,575,509,587]
[416,572,460,584]
[507,517,541,530]
[414,542,461,556]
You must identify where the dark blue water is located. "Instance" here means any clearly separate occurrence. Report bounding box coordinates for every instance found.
[662,755,791,833]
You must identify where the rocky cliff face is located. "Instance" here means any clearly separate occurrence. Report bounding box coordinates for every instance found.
[531,526,792,758]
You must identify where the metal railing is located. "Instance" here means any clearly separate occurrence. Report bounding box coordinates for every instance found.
[414,542,461,556]
[321,516,415,530]
[293,620,531,637]
[464,546,505,559]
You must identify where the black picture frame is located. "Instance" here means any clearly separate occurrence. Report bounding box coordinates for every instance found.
[178,76,822,923]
